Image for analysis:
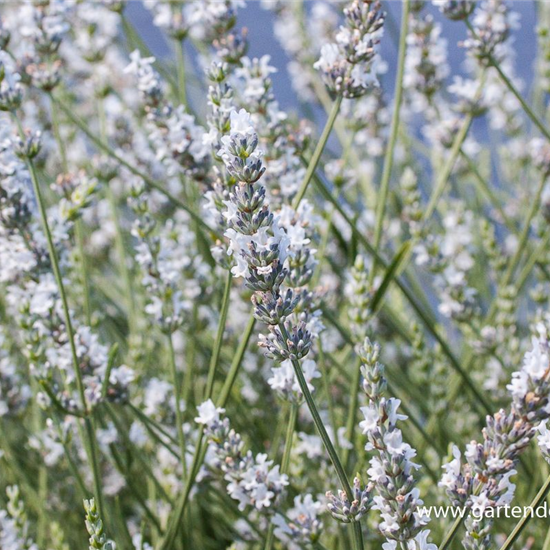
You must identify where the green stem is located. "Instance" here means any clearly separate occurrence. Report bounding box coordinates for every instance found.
[439,511,469,550]
[543,523,550,550]
[205,270,232,398]
[292,94,343,209]
[342,356,362,471]
[517,229,550,291]
[159,273,238,550]
[423,110,477,224]
[128,403,179,449]
[84,416,105,516]
[439,483,483,550]
[493,59,550,142]
[500,173,547,287]
[264,403,298,550]
[12,112,105,515]
[372,0,410,271]
[167,333,187,473]
[281,403,298,474]
[382,76,485,291]
[318,341,340,453]
[52,416,88,498]
[183,304,199,407]
[498,474,550,550]
[460,150,513,229]
[217,315,256,406]
[49,94,93,325]
[104,404,174,505]
[175,38,187,107]
[312,170,493,415]
[463,18,550,141]
[277,322,363,550]
[75,220,92,326]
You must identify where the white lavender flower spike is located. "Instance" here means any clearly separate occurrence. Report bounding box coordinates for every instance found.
[0,1,549,548]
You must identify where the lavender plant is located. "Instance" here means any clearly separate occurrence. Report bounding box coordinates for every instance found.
[1,0,550,549]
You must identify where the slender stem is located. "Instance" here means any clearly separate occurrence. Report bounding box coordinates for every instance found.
[312,170,493,415]
[158,432,205,550]
[104,404,174,505]
[493,58,550,142]
[75,220,92,325]
[167,333,187,473]
[52,416,88,498]
[343,356,362,471]
[422,73,486,226]
[183,305,199,407]
[264,403,298,550]
[372,0,410,270]
[292,94,343,209]
[439,510,469,550]
[49,94,68,169]
[49,94,93,325]
[11,111,106,514]
[498,474,550,550]
[500,173,547,287]
[277,325,349,492]
[175,38,187,106]
[205,270,232,398]
[460,150,513,228]
[277,323,363,550]
[543,523,550,550]
[318,341,340,452]
[128,403,179,448]
[84,415,105,515]
[159,274,241,550]
[439,483,483,550]
[217,314,256,405]
[462,18,550,141]
[517,229,550,291]
[281,403,298,474]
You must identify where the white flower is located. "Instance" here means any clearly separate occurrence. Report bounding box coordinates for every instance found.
[439,446,462,490]
[359,404,380,434]
[268,358,320,400]
[315,43,341,71]
[195,399,225,426]
[228,108,255,136]
[124,49,155,75]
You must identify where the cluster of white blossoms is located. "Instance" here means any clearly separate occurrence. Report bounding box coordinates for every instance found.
[314,0,386,98]
[440,321,550,548]
[124,50,211,181]
[196,400,289,511]
[272,494,324,549]
[0,486,38,550]
[129,182,208,334]
[404,11,449,113]
[356,339,433,546]
[144,0,244,41]
[1,0,550,548]
[0,118,131,413]
[267,358,321,403]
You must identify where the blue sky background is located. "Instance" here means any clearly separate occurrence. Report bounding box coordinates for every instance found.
[125,1,539,111]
